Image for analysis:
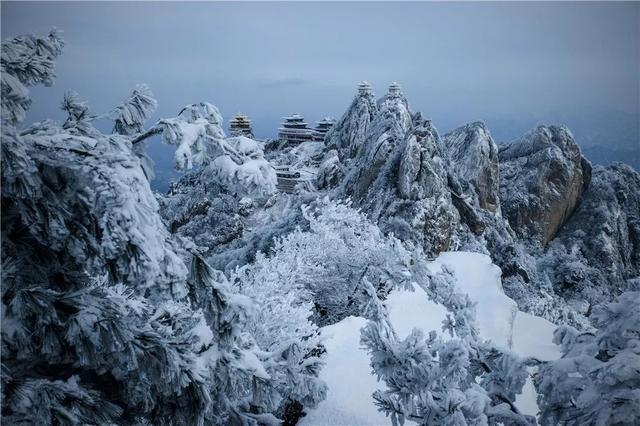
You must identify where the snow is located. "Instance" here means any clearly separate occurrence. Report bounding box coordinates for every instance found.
[300,316,390,426]
[189,316,214,350]
[167,119,207,170]
[431,252,517,350]
[512,311,559,361]
[226,135,261,156]
[302,251,561,424]
[386,284,449,340]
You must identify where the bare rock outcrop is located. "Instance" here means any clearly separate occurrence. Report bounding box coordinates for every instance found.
[498,125,591,246]
[443,121,500,213]
[544,163,640,301]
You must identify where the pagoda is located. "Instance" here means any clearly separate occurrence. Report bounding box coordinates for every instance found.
[312,117,336,142]
[388,81,402,97]
[278,113,313,144]
[358,81,372,96]
[229,113,254,138]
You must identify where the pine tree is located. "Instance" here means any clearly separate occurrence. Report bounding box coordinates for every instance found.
[361,317,534,426]
[535,291,640,425]
[360,253,535,426]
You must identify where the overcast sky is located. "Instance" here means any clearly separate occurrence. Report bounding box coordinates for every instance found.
[2,1,639,189]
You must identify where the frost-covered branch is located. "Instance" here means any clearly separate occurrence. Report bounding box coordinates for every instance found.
[112,84,157,136]
[1,28,63,124]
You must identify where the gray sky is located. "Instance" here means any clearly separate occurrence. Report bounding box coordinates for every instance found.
[2,1,639,189]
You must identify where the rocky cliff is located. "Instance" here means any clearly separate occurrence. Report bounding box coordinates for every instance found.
[498,125,591,246]
[443,121,500,214]
[325,81,378,162]
[544,163,640,304]
[339,84,457,255]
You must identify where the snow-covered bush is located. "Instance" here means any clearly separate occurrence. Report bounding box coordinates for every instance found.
[252,199,415,324]
[536,291,640,425]
[231,252,327,416]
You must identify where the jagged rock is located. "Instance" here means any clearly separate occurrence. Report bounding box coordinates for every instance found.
[544,163,640,301]
[316,149,344,190]
[498,125,591,246]
[336,84,457,255]
[443,121,500,213]
[325,81,378,161]
[342,83,413,202]
[448,173,485,236]
[377,119,457,254]
[342,93,457,255]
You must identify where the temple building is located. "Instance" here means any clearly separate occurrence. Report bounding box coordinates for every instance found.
[278,113,313,144]
[358,81,372,96]
[312,117,336,142]
[388,81,402,97]
[229,113,254,138]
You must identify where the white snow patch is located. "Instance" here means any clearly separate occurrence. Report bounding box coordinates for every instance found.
[299,316,389,426]
[386,283,449,340]
[512,311,560,361]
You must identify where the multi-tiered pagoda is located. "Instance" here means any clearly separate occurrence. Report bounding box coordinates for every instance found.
[388,81,402,97]
[229,113,254,138]
[278,113,313,144]
[312,117,336,142]
[358,81,372,96]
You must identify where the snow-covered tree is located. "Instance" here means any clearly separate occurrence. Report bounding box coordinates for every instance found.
[535,291,640,425]
[361,318,534,426]
[1,28,63,124]
[360,251,533,426]
[1,31,214,424]
[111,84,159,179]
[134,102,276,196]
[249,198,415,324]
[231,252,327,419]
[1,30,314,425]
[112,84,157,136]
[362,321,492,426]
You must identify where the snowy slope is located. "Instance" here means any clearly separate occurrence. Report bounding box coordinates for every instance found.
[301,252,560,425]
[300,316,390,426]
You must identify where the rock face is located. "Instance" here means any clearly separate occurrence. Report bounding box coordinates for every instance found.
[342,83,413,202]
[443,122,500,213]
[315,149,344,190]
[325,82,378,162]
[498,125,591,246]
[376,118,457,254]
[155,79,638,334]
[340,84,457,255]
[547,163,640,300]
